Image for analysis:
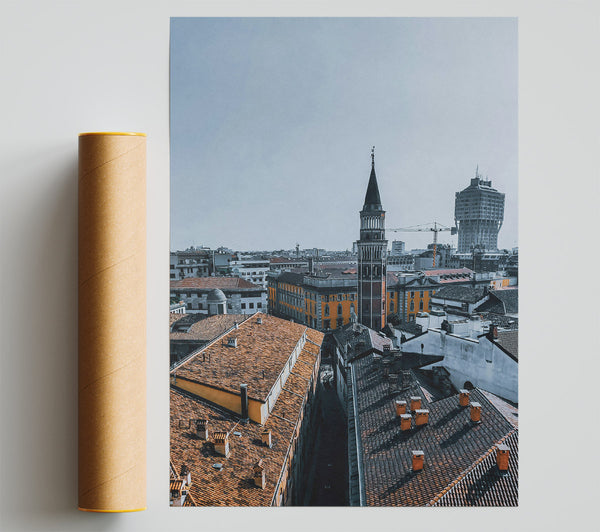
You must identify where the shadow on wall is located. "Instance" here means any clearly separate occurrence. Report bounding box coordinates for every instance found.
[0,144,121,529]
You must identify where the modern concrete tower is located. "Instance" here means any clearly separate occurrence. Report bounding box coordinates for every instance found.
[357,147,388,330]
[455,168,505,253]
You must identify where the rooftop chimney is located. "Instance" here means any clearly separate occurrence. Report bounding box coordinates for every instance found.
[213,431,230,457]
[382,359,391,378]
[470,402,482,423]
[459,389,470,407]
[253,459,266,489]
[400,414,412,431]
[395,399,407,417]
[261,429,272,448]
[228,337,238,348]
[256,316,263,324]
[180,464,191,487]
[496,444,510,472]
[240,384,249,422]
[410,396,422,411]
[412,450,424,472]
[195,418,209,440]
[415,409,430,426]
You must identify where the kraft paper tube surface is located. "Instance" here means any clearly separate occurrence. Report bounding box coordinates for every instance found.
[78,132,146,512]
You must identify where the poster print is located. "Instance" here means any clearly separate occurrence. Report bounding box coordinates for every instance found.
[169,18,518,507]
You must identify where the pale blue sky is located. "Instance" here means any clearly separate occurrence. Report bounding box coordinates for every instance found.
[170,18,517,252]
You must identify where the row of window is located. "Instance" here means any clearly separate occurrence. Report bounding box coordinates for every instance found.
[322,293,355,302]
[323,303,355,317]
[408,300,424,311]
[241,302,262,310]
[409,290,434,299]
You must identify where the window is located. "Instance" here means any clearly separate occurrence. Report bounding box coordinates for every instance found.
[257,302,262,308]
[324,319,331,329]
[420,291,424,297]
[324,304,329,316]
[390,300,395,312]
[410,291,415,298]
[337,304,343,315]
[241,303,246,309]
[337,317,343,327]
[419,301,424,311]
[249,302,254,309]
[410,301,415,311]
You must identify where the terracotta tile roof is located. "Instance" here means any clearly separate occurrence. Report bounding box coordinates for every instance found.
[171,277,261,290]
[305,328,325,347]
[171,389,278,506]
[170,314,247,341]
[173,313,310,402]
[432,430,518,506]
[170,330,321,506]
[350,354,515,506]
[170,313,186,327]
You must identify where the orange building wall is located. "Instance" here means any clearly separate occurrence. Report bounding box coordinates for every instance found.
[171,376,266,423]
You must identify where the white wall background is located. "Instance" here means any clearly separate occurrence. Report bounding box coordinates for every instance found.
[0,1,598,531]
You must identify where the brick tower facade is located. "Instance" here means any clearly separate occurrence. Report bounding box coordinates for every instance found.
[357,148,387,330]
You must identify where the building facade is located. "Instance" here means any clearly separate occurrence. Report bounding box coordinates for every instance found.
[357,149,387,330]
[268,267,358,331]
[390,240,405,256]
[230,256,270,288]
[170,277,267,315]
[268,268,446,331]
[454,169,505,253]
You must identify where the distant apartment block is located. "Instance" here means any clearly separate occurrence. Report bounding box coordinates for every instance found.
[455,169,505,253]
[390,240,405,256]
[230,257,270,289]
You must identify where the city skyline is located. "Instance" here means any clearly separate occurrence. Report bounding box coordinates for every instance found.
[171,17,517,252]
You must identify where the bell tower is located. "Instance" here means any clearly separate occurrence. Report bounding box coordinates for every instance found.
[356,147,387,330]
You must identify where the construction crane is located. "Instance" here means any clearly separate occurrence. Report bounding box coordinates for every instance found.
[387,221,457,268]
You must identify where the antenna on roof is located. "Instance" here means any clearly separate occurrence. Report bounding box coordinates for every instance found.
[475,164,479,178]
[371,146,375,167]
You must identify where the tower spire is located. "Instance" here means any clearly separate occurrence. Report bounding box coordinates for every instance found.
[363,146,382,208]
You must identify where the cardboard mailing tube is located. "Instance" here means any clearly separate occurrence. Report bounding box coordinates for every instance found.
[78,132,146,512]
